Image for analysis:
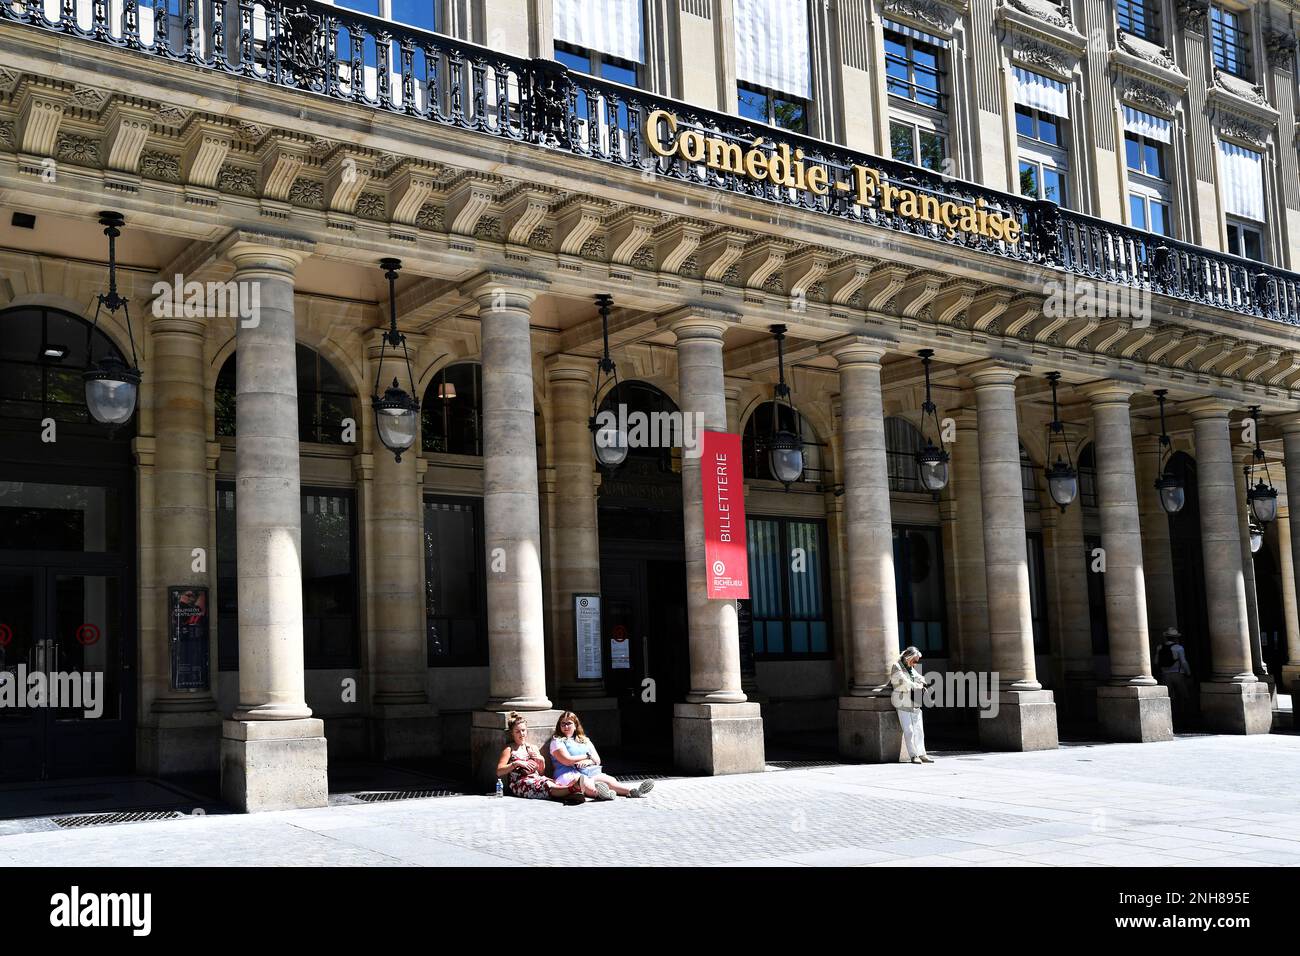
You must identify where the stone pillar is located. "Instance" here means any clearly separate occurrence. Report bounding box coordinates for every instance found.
[669,308,764,774]
[544,356,619,745]
[1279,418,1300,695]
[949,406,990,674]
[464,275,560,789]
[1186,400,1271,733]
[137,314,222,775]
[724,376,764,703]
[365,332,439,760]
[1277,504,1300,697]
[1232,457,1265,679]
[1081,382,1171,742]
[218,233,328,812]
[1133,433,1180,638]
[969,364,1058,751]
[829,337,903,762]
[1039,466,1094,722]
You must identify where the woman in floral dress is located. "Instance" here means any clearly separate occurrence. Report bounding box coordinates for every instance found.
[495,711,590,803]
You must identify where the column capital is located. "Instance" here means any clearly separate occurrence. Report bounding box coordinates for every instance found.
[217,229,314,274]
[822,333,894,367]
[460,270,548,309]
[1181,397,1237,421]
[964,359,1028,388]
[1077,379,1140,405]
[659,304,739,339]
[147,314,208,337]
[544,353,597,387]
[1275,412,1300,434]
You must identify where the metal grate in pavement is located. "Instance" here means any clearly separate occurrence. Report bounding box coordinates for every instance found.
[53,810,186,828]
[354,789,459,802]
[766,760,842,769]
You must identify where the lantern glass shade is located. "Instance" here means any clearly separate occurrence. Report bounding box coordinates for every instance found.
[1155,473,1185,515]
[1249,483,1278,525]
[373,383,419,459]
[916,443,949,492]
[592,423,629,468]
[1046,459,1078,509]
[769,430,805,485]
[83,356,140,425]
[1249,527,1263,553]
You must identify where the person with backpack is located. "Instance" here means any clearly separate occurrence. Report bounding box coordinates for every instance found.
[1155,627,1191,727]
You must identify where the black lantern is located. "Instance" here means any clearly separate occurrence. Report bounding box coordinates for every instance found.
[1249,513,1264,554]
[1245,406,1278,526]
[1152,389,1185,515]
[84,211,142,427]
[371,258,420,462]
[915,349,949,492]
[587,293,628,470]
[763,324,804,487]
[1044,372,1078,511]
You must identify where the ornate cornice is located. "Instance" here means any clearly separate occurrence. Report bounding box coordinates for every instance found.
[1175,0,1209,31]
[1003,0,1072,30]
[1217,114,1271,149]
[1116,30,1177,72]
[1118,76,1178,115]
[882,0,966,33]
[996,0,1086,70]
[1265,29,1298,68]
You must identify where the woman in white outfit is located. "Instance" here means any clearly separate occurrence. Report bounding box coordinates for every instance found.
[890,646,933,764]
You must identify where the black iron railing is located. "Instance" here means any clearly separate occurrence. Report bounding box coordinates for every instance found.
[2,0,1297,325]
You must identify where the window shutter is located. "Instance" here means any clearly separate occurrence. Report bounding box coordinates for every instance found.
[1218,141,1265,222]
[1122,105,1172,144]
[1012,66,1070,118]
[734,0,812,100]
[554,0,645,63]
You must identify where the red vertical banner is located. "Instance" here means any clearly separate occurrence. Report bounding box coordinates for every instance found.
[700,431,749,599]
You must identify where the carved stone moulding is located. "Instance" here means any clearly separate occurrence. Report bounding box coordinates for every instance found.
[1214,68,1271,108]
[882,0,966,34]
[1115,29,1178,73]
[1010,36,1079,78]
[1116,73,1181,115]
[1265,28,1298,68]
[1003,0,1072,30]
[1175,0,1209,32]
[997,1,1086,75]
[1216,112,1271,149]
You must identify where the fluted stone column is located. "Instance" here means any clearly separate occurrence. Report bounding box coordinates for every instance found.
[219,233,328,812]
[949,406,990,674]
[464,274,559,788]
[365,333,439,760]
[1133,433,1179,638]
[1039,470,1094,722]
[545,356,619,746]
[138,314,222,775]
[969,364,1058,751]
[830,337,904,762]
[1232,457,1266,679]
[1081,382,1171,742]
[670,308,764,775]
[1186,400,1271,733]
[1279,418,1300,695]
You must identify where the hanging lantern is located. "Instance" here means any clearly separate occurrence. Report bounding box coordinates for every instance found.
[1044,371,1078,511]
[1249,516,1264,554]
[1152,389,1185,515]
[84,211,142,427]
[371,258,420,462]
[915,349,949,492]
[1244,406,1278,525]
[588,293,628,470]
[764,324,804,488]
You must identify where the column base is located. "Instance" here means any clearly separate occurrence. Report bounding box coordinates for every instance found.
[369,703,441,762]
[1061,674,1099,724]
[220,718,328,812]
[470,708,563,793]
[837,695,903,763]
[1199,681,1273,735]
[136,709,222,775]
[553,696,621,753]
[1281,664,1300,698]
[672,702,765,775]
[976,690,1059,752]
[1096,684,1172,743]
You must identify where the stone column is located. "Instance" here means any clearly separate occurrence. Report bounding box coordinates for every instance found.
[969,364,1058,751]
[1232,457,1265,679]
[545,356,619,745]
[464,274,559,789]
[137,314,222,775]
[1133,433,1180,638]
[1039,465,1094,722]
[949,406,990,674]
[218,233,328,812]
[1080,382,1171,742]
[829,336,903,763]
[1186,400,1271,733]
[1277,503,1300,696]
[723,376,763,702]
[1279,418,1300,695]
[365,332,439,760]
[669,308,764,774]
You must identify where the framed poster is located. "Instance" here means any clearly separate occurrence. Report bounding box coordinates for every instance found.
[169,586,210,691]
[574,593,602,679]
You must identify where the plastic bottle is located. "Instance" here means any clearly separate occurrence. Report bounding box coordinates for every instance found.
[495,777,504,798]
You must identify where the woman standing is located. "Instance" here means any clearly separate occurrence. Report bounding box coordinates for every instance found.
[495,711,591,803]
[550,711,655,799]
[890,647,934,764]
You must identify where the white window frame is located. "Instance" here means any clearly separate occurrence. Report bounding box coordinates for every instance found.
[1124,131,1173,236]
[1226,217,1267,262]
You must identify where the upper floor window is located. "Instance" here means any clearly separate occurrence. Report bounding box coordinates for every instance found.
[215,344,357,445]
[735,0,812,132]
[1218,140,1267,261]
[422,362,483,456]
[884,27,946,110]
[891,121,947,170]
[554,0,645,69]
[1013,68,1071,208]
[555,42,640,86]
[1015,105,1062,147]
[1116,0,1161,42]
[1226,220,1265,260]
[1125,120,1172,236]
[1210,5,1251,78]
[336,0,438,31]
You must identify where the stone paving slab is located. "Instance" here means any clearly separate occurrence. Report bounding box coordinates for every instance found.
[3,733,1300,866]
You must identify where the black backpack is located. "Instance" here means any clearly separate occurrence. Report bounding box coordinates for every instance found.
[1157,642,1175,669]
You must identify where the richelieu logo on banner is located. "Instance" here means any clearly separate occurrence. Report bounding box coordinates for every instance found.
[700,431,749,599]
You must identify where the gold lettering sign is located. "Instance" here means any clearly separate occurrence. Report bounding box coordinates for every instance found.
[645,110,1023,245]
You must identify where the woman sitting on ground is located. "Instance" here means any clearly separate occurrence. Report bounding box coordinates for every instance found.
[549,711,655,800]
[496,711,591,803]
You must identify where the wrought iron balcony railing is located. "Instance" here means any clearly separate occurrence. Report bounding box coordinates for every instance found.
[2,0,1297,326]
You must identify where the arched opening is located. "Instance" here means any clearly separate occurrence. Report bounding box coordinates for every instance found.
[0,306,137,781]
[214,344,358,444]
[422,362,483,455]
[741,400,824,484]
[885,417,925,493]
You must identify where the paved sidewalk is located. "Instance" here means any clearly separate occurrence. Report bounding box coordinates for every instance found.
[5,733,1300,866]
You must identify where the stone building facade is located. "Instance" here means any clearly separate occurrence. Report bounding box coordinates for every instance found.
[0,0,1297,809]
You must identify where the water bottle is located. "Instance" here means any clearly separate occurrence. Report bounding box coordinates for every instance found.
[495,777,504,798]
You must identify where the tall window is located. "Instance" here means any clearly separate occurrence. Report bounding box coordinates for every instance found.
[217,484,358,670]
[424,496,487,666]
[746,517,831,659]
[555,42,640,86]
[742,402,825,484]
[215,345,357,445]
[1226,220,1265,260]
[1116,0,1161,41]
[0,307,127,427]
[737,83,808,133]
[885,417,925,493]
[1016,106,1069,207]
[884,21,950,174]
[893,526,947,655]
[1210,5,1250,78]
[422,362,483,455]
[884,29,946,109]
[890,121,947,172]
[734,0,812,133]
[1125,122,1172,236]
[1219,141,1267,261]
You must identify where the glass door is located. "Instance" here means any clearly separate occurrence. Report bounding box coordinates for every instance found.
[0,567,46,780]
